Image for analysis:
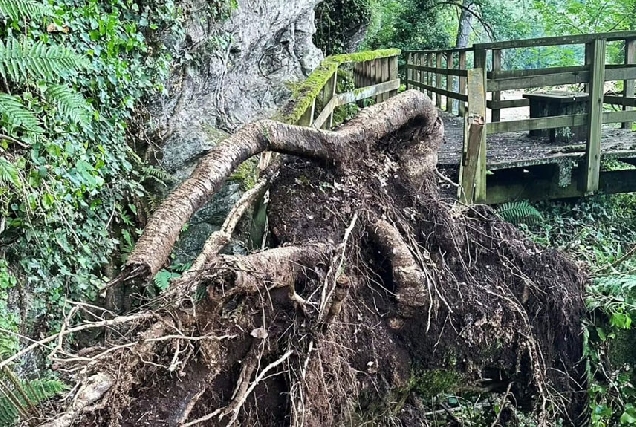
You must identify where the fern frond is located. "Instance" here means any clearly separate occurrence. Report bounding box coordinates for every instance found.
[45,84,92,125]
[0,367,65,426]
[0,93,43,135]
[497,201,544,226]
[0,158,20,187]
[0,0,51,21]
[0,37,88,84]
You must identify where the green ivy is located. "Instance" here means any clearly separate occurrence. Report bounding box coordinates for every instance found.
[314,0,372,55]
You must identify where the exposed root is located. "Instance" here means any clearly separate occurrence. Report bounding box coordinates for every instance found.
[37,90,586,427]
[118,90,440,280]
[368,216,432,316]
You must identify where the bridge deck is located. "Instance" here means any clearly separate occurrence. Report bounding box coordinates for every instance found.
[437,111,636,170]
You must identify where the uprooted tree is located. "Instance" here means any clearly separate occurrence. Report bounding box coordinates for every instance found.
[30,90,587,426]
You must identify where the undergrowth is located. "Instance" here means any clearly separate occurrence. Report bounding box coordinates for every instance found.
[498,194,636,426]
[0,0,236,423]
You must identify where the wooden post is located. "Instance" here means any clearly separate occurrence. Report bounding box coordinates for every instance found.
[474,48,488,201]
[584,38,607,194]
[406,52,413,89]
[622,39,636,129]
[459,67,487,204]
[491,49,502,122]
[415,53,422,92]
[322,70,337,128]
[298,97,316,126]
[446,51,453,112]
[459,50,467,117]
[377,57,389,103]
[384,57,391,99]
[370,59,377,87]
[427,53,434,99]
[584,42,593,93]
[406,53,412,89]
[436,52,443,107]
[389,55,399,98]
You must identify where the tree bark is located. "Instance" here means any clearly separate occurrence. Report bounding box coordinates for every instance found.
[118,91,440,282]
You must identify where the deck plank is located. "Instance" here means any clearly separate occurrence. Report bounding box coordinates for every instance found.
[437,110,636,170]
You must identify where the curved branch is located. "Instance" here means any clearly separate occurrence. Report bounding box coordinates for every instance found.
[117,90,439,282]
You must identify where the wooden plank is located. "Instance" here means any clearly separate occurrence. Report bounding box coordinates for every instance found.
[484,169,636,204]
[322,70,337,128]
[381,57,390,101]
[491,49,502,122]
[446,52,453,112]
[298,97,316,126]
[584,38,606,194]
[405,64,468,77]
[333,79,400,107]
[473,49,488,202]
[389,56,399,98]
[404,47,474,54]
[458,50,467,117]
[604,95,636,107]
[315,79,401,129]
[413,54,420,92]
[474,30,636,50]
[487,71,590,91]
[426,53,434,99]
[405,80,468,101]
[604,64,636,81]
[486,98,529,109]
[622,39,635,129]
[602,110,636,124]
[488,65,588,79]
[486,113,588,134]
[406,53,412,90]
[459,67,487,204]
[436,52,443,107]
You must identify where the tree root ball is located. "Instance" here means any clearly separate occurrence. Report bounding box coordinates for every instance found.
[56,91,586,427]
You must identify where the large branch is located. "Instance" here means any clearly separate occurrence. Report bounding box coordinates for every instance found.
[118,90,438,282]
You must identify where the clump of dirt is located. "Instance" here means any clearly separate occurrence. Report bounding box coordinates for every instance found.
[52,100,586,427]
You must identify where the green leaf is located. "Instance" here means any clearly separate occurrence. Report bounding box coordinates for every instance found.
[610,311,632,329]
[44,84,92,125]
[621,405,636,424]
[154,269,180,291]
[0,0,51,21]
[0,92,43,135]
[0,37,88,85]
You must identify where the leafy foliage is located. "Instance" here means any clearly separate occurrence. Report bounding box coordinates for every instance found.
[496,200,544,226]
[0,0,186,348]
[513,194,636,426]
[0,92,42,134]
[314,0,372,55]
[0,38,87,84]
[0,0,50,21]
[0,368,66,426]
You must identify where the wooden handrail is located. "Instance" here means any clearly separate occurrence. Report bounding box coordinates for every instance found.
[474,30,636,50]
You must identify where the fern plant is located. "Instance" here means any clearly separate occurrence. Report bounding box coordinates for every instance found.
[0,3,91,140]
[497,200,544,226]
[0,367,66,426]
[0,0,50,21]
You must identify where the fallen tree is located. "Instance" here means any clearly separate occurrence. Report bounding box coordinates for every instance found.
[38,90,586,426]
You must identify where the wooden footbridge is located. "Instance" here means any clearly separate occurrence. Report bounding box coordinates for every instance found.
[283,31,636,204]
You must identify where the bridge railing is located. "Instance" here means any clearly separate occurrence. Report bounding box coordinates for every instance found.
[404,31,636,204]
[278,49,400,129]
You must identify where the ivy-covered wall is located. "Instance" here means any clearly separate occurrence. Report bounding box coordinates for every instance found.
[314,0,372,55]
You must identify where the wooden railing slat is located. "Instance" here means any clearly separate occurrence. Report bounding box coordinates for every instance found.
[622,39,636,129]
[584,38,607,194]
